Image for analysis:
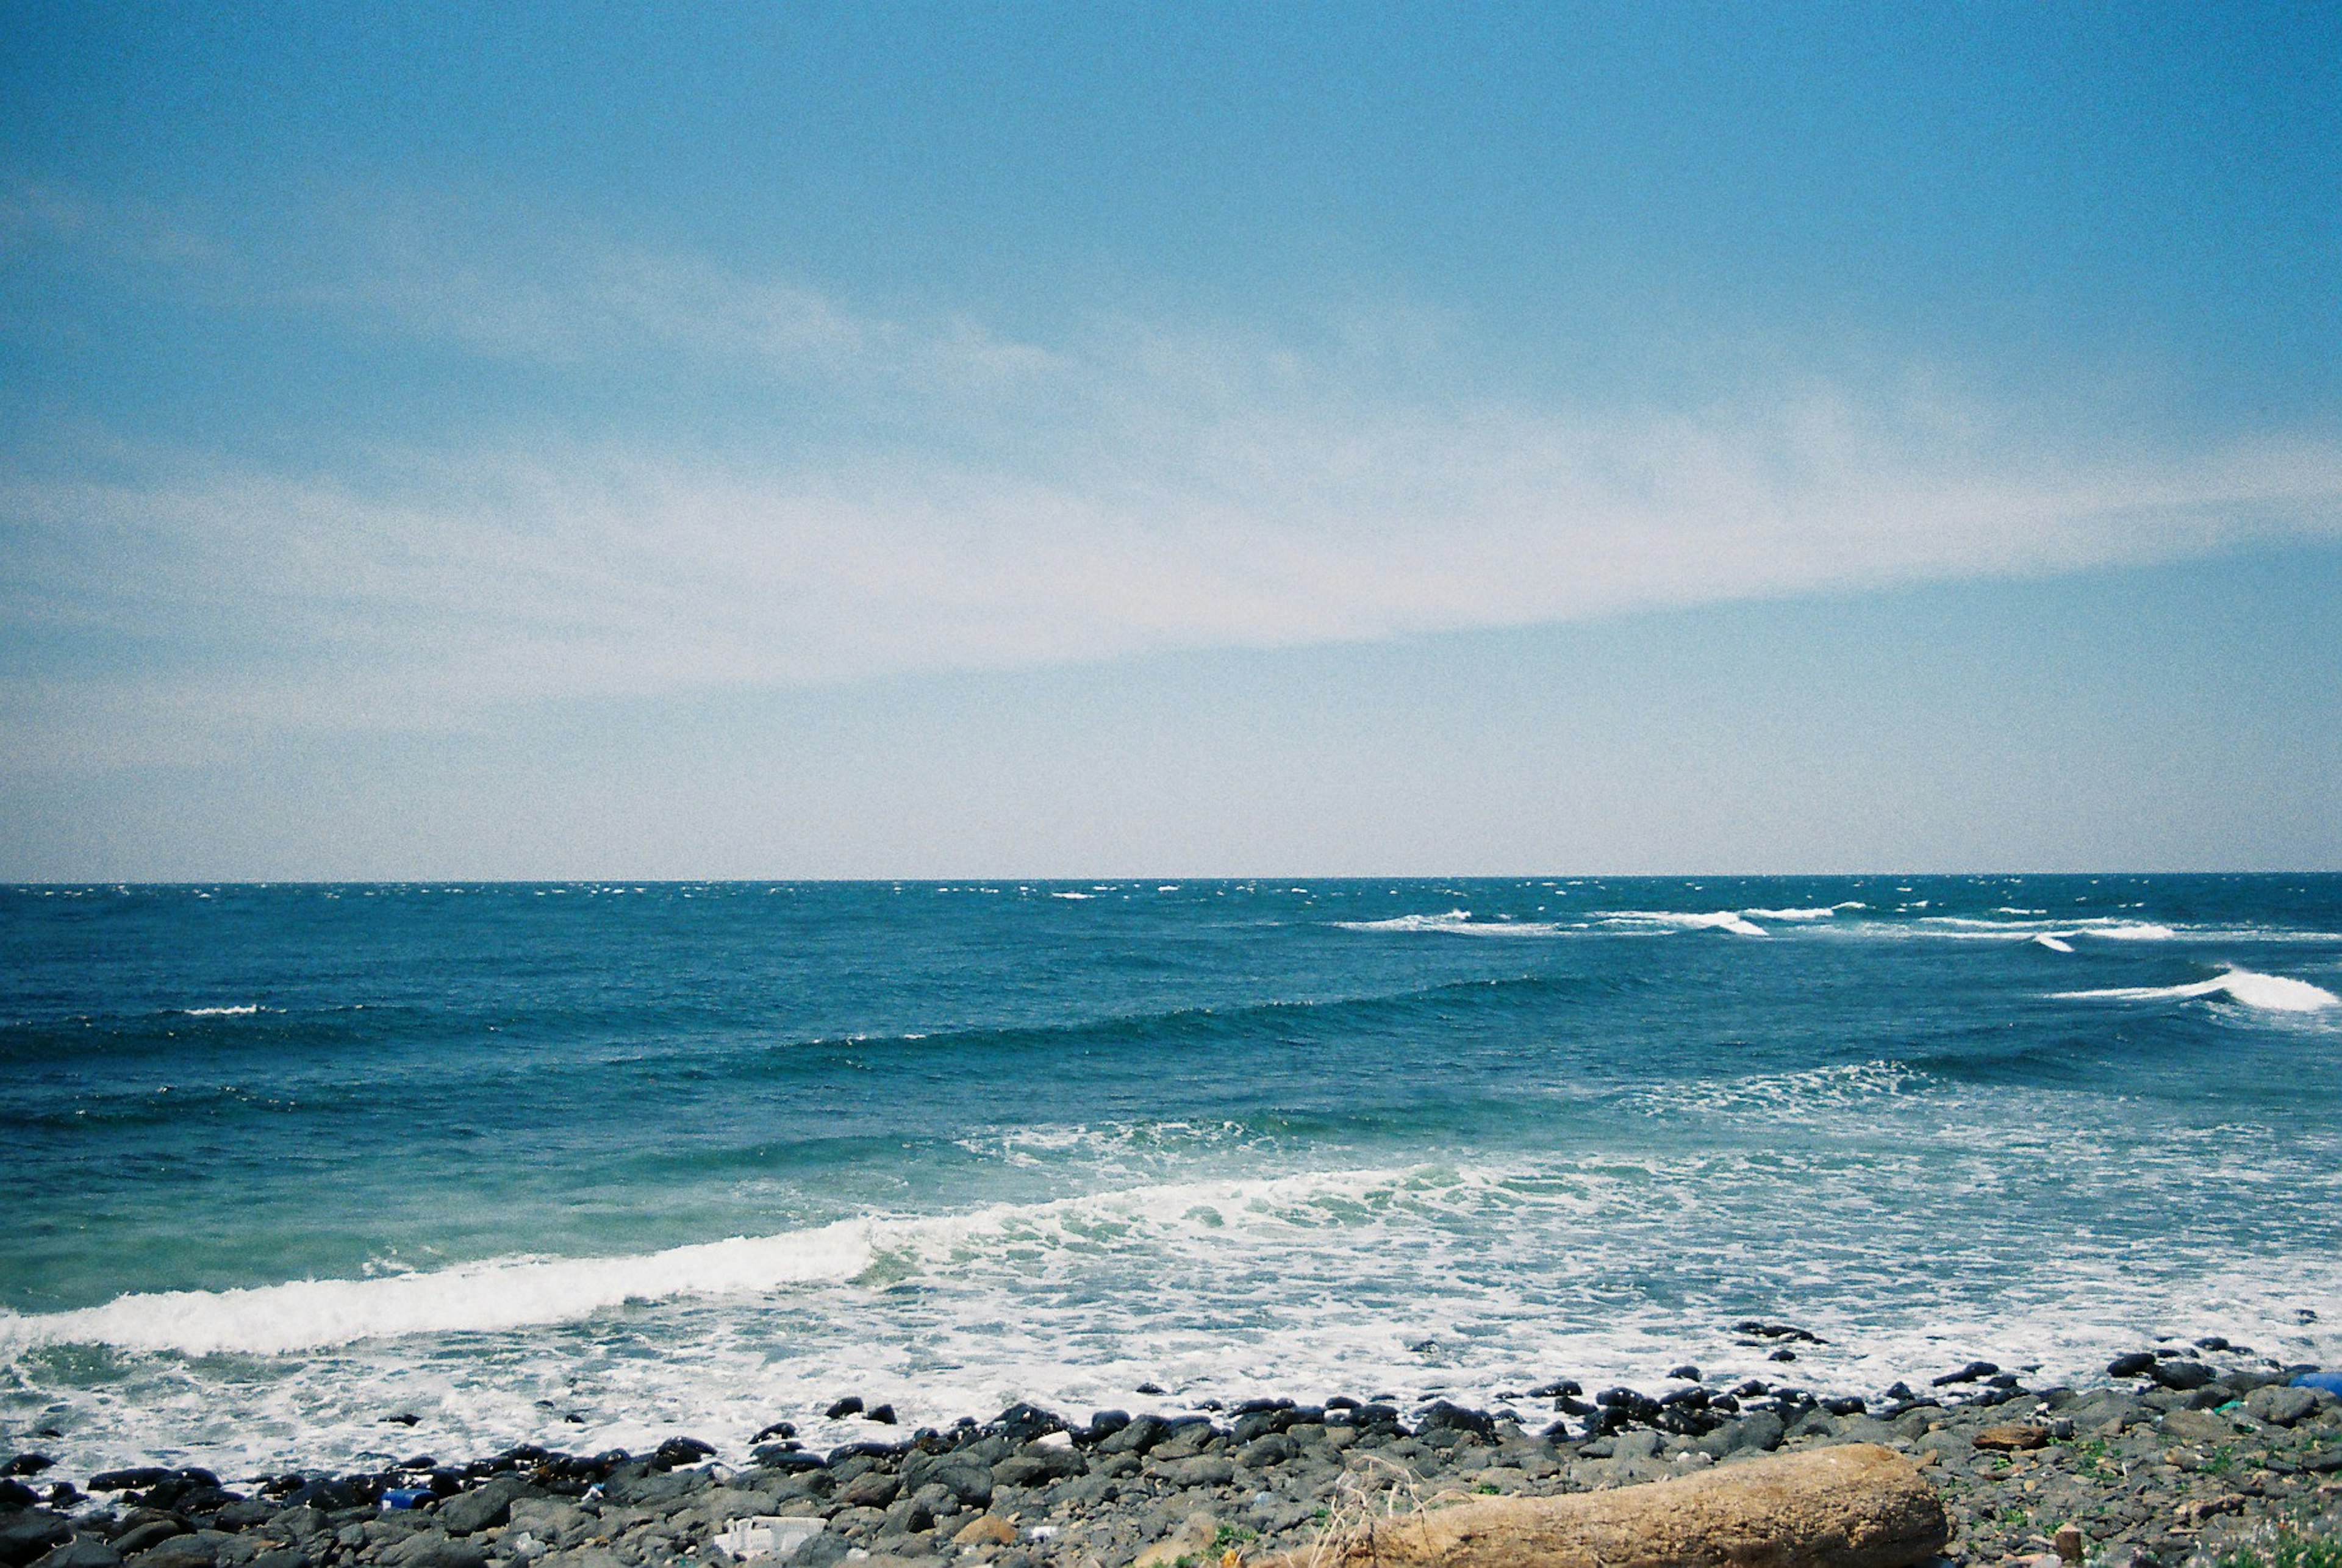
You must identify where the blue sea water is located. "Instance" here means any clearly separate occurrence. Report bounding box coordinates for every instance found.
[2,876,2339,1476]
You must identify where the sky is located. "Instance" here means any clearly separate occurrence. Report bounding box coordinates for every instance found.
[2,1,2338,877]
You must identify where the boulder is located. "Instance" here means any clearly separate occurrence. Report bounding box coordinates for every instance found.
[2244,1385,2319,1428]
[1273,1443,1945,1568]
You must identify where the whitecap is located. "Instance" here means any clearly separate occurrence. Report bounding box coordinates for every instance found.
[1334,910,1567,936]
[2031,934,2075,953]
[181,1004,261,1017]
[2054,967,2338,1013]
[1604,910,1769,937]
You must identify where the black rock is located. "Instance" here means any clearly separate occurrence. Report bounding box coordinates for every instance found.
[1323,1396,1359,1410]
[862,1406,897,1426]
[384,1413,421,1427]
[1768,1350,1797,1362]
[1931,1361,1999,1387]
[2107,1352,2158,1378]
[0,1481,36,1511]
[0,1513,73,1568]
[753,1422,797,1443]
[1085,1411,1131,1441]
[1882,1381,1916,1402]
[1135,1383,1166,1395]
[2150,1360,2214,1391]
[1823,1397,1867,1416]
[1527,1378,1582,1398]
[2195,1336,2231,1351]
[1667,1367,1701,1382]
[1729,1380,1769,1399]
[1414,1400,1496,1439]
[1731,1321,1825,1344]
[750,1447,827,1473]
[989,1403,1064,1445]
[1231,1398,1289,1417]
[1985,1373,2020,1390]
[87,1470,169,1494]
[32,1540,123,1568]
[2,1459,54,1480]
[823,1397,865,1420]
[651,1437,715,1470]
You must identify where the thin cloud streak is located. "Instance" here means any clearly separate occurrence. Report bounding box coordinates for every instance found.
[5,201,2342,765]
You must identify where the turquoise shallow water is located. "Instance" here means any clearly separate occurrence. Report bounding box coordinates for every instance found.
[3,876,2339,1474]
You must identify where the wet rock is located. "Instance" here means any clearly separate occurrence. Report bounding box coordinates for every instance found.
[2148,1359,2213,1391]
[880,1497,933,1536]
[88,1474,171,1497]
[651,1438,715,1470]
[0,1485,37,1513]
[897,1456,991,1511]
[863,1406,897,1427]
[1931,1361,1999,1387]
[825,1398,865,1420]
[1415,1402,1496,1441]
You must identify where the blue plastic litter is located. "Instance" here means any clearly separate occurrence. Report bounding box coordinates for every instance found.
[2290,1371,2342,1396]
[382,1488,434,1511]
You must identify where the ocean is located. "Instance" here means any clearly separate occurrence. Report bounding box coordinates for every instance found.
[3,876,2338,1478]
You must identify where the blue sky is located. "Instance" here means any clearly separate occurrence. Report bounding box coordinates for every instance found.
[2,2,2338,875]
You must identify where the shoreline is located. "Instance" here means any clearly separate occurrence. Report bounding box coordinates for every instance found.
[7,1350,2341,1568]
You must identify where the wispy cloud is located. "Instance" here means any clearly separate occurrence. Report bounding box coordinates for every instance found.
[6,192,2341,763]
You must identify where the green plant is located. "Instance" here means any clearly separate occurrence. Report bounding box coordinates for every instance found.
[2215,1527,2342,1568]
[1212,1525,1258,1552]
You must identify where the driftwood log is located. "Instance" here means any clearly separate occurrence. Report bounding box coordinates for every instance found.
[1281,1443,1947,1568]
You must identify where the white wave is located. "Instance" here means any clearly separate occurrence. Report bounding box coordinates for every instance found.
[1739,904,1856,921]
[2082,922,2179,941]
[1050,891,1092,900]
[1334,909,1566,936]
[181,1004,261,1017]
[2054,967,2339,1013]
[0,1223,876,1356]
[1605,910,1769,937]
[2032,934,2075,953]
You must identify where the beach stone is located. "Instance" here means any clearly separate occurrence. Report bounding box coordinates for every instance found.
[1973,1425,2051,1452]
[1695,1411,1784,1459]
[504,1502,590,1548]
[990,1450,1083,1489]
[898,1456,990,1511]
[950,1516,1015,1548]
[2160,1408,2234,1443]
[2244,1386,2319,1427]
[2149,1360,2213,1391]
[880,1498,933,1536]
[1153,1458,1234,1488]
[379,1535,485,1568]
[33,1543,124,1568]
[127,1532,237,1568]
[1,1516,75,1568]
[837,1473,898,1509]
[433,1478,532,1536]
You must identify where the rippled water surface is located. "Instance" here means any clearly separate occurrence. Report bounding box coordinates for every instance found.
[4,876,2338,1473]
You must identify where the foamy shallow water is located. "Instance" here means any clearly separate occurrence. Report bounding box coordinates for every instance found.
[4,877,2340,1476]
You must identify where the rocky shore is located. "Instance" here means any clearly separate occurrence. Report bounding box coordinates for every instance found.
[7,1348,2340,1568]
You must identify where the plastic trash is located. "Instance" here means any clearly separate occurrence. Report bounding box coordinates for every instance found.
[381,1488,434,1511]
[2291,1370,2342,1396]
[712,1517,826,1563]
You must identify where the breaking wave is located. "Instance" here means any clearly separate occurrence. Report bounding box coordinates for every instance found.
[2055,967,2338,1014]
